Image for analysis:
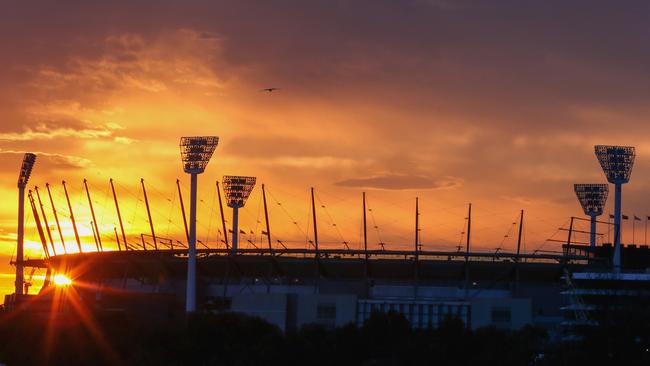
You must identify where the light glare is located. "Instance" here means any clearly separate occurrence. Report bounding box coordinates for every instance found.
[53,274,72,286]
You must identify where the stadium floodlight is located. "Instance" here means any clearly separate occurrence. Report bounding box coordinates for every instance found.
[594,145,635,271]
[180,136,219,174]
[222,175,256,254]
[574,184,609,248]
[16,153,36,296]
[179,136,219,313]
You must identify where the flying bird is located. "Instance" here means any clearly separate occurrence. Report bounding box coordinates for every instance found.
[260,87,279,92]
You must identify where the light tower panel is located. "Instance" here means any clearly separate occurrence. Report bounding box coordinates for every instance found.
[18,153,36,188]
[574,184,608,216]
[595,145,635,184]
[223,176,257,208]
[180,136,219,174]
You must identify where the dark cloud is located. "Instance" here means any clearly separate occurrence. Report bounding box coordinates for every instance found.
[335,174,462,190]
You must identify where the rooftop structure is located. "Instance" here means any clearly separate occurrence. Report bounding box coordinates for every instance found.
[594,145,635,271]
[16,153,36,296]
[180,136,219,313]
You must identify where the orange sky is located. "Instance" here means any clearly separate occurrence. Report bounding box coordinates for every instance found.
[2,0,650,297]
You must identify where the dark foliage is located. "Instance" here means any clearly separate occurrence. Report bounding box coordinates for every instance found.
[0,308,642,366]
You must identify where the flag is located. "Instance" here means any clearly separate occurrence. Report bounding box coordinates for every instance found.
[635,216,641,221]
[622,215,629,220]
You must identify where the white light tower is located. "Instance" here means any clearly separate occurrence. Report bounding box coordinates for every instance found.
[222,176,256,254]
[574,184,609,249]
[180,136,218,313]
[595,145,635,271]
[16,153,36,296]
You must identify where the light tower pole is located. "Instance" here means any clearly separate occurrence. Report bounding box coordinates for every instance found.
[222,176,257,254]
[16,153,36,296]
[595,145,635,271]
[574,184,609,249]
[180,136,219,313]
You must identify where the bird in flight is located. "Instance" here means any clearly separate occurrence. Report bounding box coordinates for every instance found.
[260,87,279,92]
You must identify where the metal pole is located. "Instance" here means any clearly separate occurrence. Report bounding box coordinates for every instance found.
[633,215,636,245]
[46,183,67,254]
[613,183,622,271]
[216,181,229,250]
[589,214,597,248]
[231,207,239,254]
[28,191,49,258]
[84,179,102,251]
[311,187,320,293]
[110,179,126,251]
[262,184,272,254]
[363,192,368,259]
[311,187,319,256]
[186,172,198,312]
[565,217,575,258]
[114,227,121,250]
[466,203,472,261]
[415,197,419,260]
[464,203,472,298]
[516,210,524,260]
[363,191,370,282]
[176,179,190,244]
[62,181,82,253]
[34,187,56,256]
[608,214,611,244]
[140,179,157,250]
[90,221,99,250]
[15,185,25,295]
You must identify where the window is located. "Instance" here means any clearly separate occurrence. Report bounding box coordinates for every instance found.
[491,306,511,323]
[317,303,337,320]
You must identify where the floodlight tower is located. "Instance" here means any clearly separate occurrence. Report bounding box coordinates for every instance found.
[180,136,219,313]
[574,184,609,248]
[222,176,257,254]
[16,153,36,296]
[595,145,635,271]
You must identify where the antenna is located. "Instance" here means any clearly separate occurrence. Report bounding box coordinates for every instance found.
[15,153,36,296]
[594,145,635,271]
[179,136,219,313]
[574,184,609,248]
[222,175,256,254]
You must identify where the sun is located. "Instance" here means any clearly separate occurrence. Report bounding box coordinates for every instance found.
[52,274,72,286]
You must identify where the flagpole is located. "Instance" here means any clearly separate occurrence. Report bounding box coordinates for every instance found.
[633,214,636,245]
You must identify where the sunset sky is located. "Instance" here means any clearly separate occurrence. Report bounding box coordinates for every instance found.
[2,0,650,296]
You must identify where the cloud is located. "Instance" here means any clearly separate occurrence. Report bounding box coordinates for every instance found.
[0,124,114,141]
[335,174,463,190]
[0,150,91,170]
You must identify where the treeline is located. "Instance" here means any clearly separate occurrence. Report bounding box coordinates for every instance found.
[0,309,647,365]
